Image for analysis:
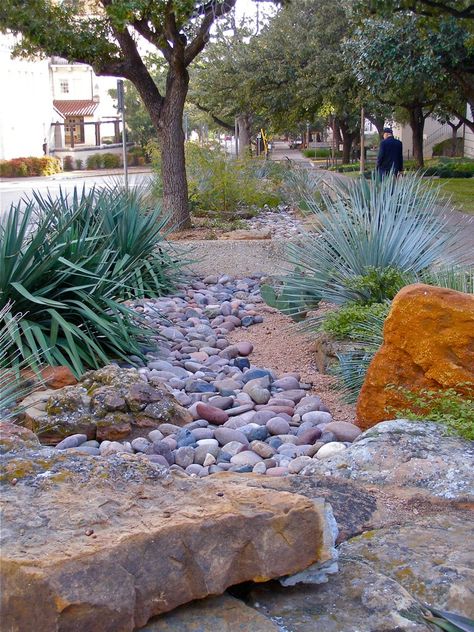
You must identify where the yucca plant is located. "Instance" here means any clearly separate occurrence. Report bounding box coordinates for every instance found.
[29,184,183,299]
[332,308,387,403]
[266,172,463,318]
[0,303,43,419]
[421,606,474,631]
[0,195,156,376]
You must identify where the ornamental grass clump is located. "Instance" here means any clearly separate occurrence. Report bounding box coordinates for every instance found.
[0,186,182,376]
[267,171,464,317]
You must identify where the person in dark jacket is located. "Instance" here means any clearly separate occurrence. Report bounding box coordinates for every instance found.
[377,127,403,176]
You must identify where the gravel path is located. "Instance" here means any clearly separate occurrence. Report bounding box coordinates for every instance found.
[185,239,288,277]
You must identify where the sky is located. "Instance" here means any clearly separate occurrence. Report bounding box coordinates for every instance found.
[234,0,277,27]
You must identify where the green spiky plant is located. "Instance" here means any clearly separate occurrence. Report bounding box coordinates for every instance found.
[0,186,182,376]
[422,606,474,631]
[0,303,43,419]
[263,172,464,318]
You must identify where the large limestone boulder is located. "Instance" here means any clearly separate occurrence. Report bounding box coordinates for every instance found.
[20,365,193,445]
[142,417,472,631]
[0,428,334,632]
[299,419,474,501]
[357,284,474,429]
[246,513,474,631]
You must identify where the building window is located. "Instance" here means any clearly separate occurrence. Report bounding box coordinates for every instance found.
[65,117,85,145]
[60,80,69,94]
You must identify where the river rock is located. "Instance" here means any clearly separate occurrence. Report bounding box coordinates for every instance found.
[357,284,474,429]
[195,403,229,425]
[266,417,290,436]
[230,450,263,466]
[0,445,332,631]
[315,442,347,459]
[323,421,361,442]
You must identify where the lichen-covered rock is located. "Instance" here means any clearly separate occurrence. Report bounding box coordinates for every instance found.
[357,284,474,429]
[300,419,474,501]
[20,365,192,445]
[0,421,40,454]
[247,514,474,631]
[0,447,333,632]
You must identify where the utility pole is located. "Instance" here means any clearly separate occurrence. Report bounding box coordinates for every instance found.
[117,79,128,191]
[235,117,239,157]
[360,106,365,175]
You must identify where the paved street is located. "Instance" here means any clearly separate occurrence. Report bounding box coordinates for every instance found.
[0,168,153,213]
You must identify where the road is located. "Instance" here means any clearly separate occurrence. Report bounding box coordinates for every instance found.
[0,169,153,214]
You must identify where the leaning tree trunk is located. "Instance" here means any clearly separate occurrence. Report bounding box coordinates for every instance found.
[408,105,425,168]
[157,69,190,229]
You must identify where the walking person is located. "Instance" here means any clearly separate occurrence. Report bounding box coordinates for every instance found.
[377,127,403,176]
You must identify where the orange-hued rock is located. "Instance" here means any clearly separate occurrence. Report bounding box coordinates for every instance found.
[356,284,474,429]
[22,365,78,389]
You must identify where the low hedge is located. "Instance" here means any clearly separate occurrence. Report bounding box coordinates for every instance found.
[0,156,62,177]
[303,148,342,159]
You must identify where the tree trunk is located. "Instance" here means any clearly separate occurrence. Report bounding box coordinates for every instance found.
[237,114,252,156]
[338,120,356,164]
[408,105,425,168]
[157,69,190,229]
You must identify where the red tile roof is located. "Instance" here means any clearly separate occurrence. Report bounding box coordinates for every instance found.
[53,100,99,117]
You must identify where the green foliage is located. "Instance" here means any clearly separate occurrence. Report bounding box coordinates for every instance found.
[63,155,74,172]
[267,172,462,317]
[86,154,102,170]
[0,186,181,376]
[151,141,281,218]
[389,385,474,441]
[321,302,390,340]
[345,266,411,305]
[0,156,61,177]
[75,159,83,171]
[102,153,121,169]
[432,137,464,157]
[421,605,474,632]
[260,283,308,322]
[0,303,42,418]
[303,148,334,158]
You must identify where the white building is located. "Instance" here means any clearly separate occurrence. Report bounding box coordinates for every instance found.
[0,34,122,163]
[391,115,465,160]
[0,34,55,160]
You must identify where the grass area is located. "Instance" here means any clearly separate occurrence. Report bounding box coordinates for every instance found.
[438,178,474,214]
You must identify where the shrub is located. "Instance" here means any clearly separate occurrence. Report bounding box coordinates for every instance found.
[388,385,474,440]
[63,155,74,171]
[321,302,391,339]
[102,153,121,169]
[344,266,411,305]
[0,186,182,375]
[432,137,464,157]
[0,156,61,177]
[263,172,463,317]
[86,154,103,169]
[75,159,83,171]
[302,148,339,158]
[151,141,281,218]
